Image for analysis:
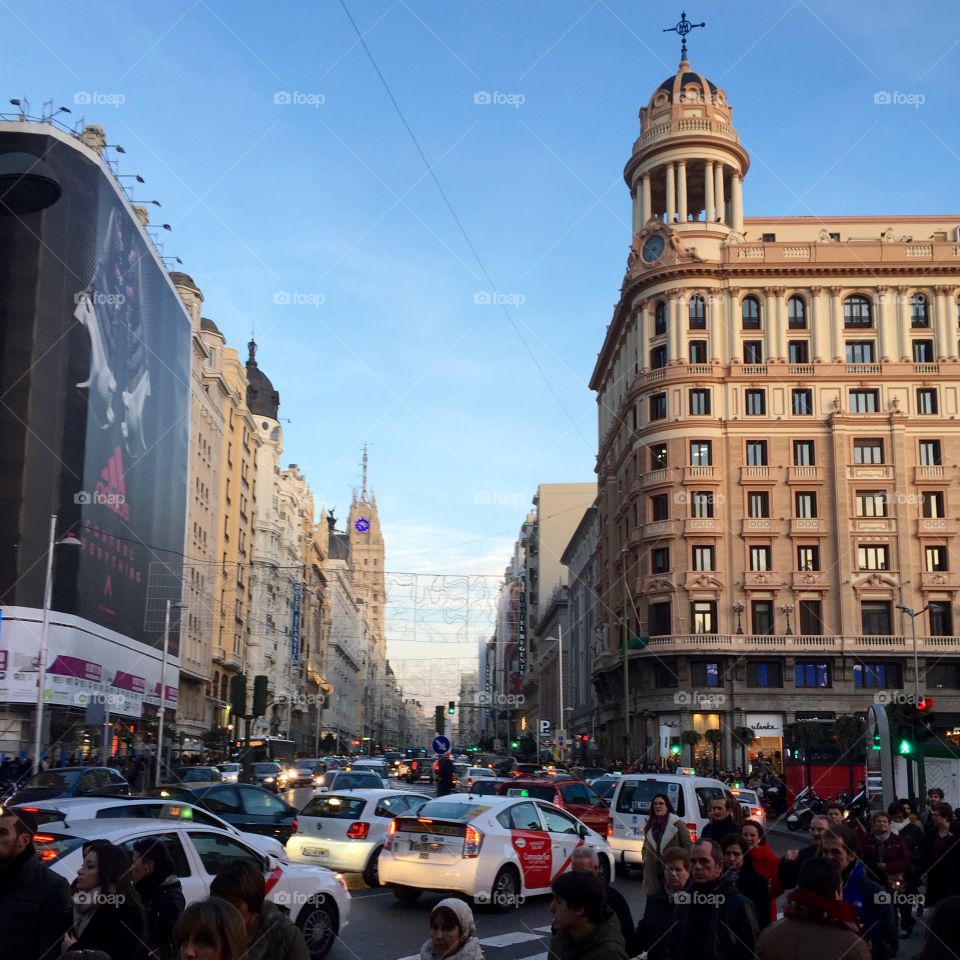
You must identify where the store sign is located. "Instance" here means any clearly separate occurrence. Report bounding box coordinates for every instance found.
[518,591,527,676]
[746,714,784,737]
[659,714,680,753]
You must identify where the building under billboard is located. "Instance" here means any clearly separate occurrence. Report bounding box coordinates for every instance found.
[0,120,190,760]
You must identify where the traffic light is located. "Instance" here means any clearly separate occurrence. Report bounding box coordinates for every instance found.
[230,674,247,718]
[918,697,935,712]
[447,701,456,716]
[252,675,268,716]
[510,740,520,750]
[669,742,682,757]
[872,734,882,751]
[898,738,913,755]
[434,705,445,733]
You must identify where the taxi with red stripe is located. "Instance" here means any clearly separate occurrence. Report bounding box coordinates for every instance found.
[378,794,614,910]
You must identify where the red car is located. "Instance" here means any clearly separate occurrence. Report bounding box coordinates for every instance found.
[496,778,610,834]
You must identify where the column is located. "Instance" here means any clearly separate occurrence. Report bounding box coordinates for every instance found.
[726,289,739,362]
[775,288,786,360]
[708,289,722,362]
[714,162,725,223]
[704,160,715,223]
[665,163,676,224]
[764,290,777,363]
[894,287,909,361]
[829,287,844,362]
[731,173,744,232]
[809,287,826,361]
[668,290,681,362]
[677,160,688,223]
[642,173,652,227]
[638,300,651,372]
[877,287,895,362]
[934,286,952,360]
[631,188,640,236]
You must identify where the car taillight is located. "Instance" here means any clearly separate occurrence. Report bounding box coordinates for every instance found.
[606,819,614,838]
[752,808,762,818]
[687,823,698,842]
[291,818,298,835]
[347,821,370,840]
[385,819,397,850]
[464,825,483,858]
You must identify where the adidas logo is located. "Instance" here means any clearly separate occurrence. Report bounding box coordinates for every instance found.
[95,446,130,520]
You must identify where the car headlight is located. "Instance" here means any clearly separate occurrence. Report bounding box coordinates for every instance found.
[265,777,275,783]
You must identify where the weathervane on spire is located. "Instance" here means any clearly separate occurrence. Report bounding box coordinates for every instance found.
[663,10,705,61]
[361,443,368,501]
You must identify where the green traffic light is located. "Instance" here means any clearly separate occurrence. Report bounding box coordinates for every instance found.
[899,739,913,755]
[670,744,682,756]
[511,740,520,749]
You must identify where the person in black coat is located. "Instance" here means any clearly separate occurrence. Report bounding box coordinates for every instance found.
[921,802,960,908]
[0,808,71,960]
[436,752,455,797]
[570,846,634,952]
[131,836,185,960]
[636,847,690,960]
[63,839,146,959]
[778,815,828,890]
[702,797,740,844]
[721,835,771,931]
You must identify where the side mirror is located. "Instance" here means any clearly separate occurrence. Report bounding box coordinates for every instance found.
[578,824,589,838]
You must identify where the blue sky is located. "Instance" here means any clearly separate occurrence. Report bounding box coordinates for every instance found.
[4,0,960,673]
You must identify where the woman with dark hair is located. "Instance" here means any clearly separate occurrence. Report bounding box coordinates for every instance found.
[61,840,145,957]
[740,818,782,925]
[641,793,692,896]
[419,899,484,959]
[174,900,248,960]
[131,837,186,960]
[921,803,960,908]
[721,834,769,929]
[911,895,960,959]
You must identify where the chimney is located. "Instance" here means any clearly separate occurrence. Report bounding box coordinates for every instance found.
[169,272,205,329]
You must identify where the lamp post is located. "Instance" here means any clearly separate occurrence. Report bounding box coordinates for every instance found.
[733,601,745,635]
[896,603,929,702]
[780,602,795,636]
[155,599,186,787]
[33,515,81,775]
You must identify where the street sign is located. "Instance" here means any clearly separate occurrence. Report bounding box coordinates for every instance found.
[541,738,553,747]
[432,735,451,754]
[539,720,551,734]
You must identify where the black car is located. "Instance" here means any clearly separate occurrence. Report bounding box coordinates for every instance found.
[239,762,284,793]
[4,767,130,805]
[405,757,435,783]
[146,782,298,843]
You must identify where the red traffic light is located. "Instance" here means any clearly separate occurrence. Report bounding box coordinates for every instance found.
[917,697,935,712]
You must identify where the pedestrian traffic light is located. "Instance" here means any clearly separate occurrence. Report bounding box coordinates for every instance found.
[917,697,935,712]
[252,675,268,716]
[447,701,456,716]
[669,742,682,756]
[899,739,913,755]
[229,674,247,718]
[511,740,520,749]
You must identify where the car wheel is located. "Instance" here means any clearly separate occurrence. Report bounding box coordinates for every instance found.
[391,884,422,903]
[296,898,338,960]
[362,845,383,887]
[599,854,612,885]
[490,865,521,913]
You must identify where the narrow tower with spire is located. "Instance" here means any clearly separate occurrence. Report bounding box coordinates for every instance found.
[348,445,386,663]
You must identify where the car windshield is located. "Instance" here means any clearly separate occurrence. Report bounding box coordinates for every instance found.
[616,779,684,815]
[218,764,240,772]
[334,774,380,789]
[253,763,280,773]
[301,795,366,818]
[503,784,554,801]
[412,800,490,822]
[25,770,80,790]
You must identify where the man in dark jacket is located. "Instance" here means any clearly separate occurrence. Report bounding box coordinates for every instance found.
[0,807,71,960]
[436,752,455,797]
[702,798,740,844]
[668,838,759,960]
[779,815,828,889]
[132,835,186,960]
[570,846,633,952]
[548,869,629,960]
[823,826,898,960]
[637,847,690,960]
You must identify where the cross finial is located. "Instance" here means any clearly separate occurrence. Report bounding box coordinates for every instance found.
[663,10,705,63]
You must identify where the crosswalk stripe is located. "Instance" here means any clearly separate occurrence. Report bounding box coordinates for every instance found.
[531,926,552,933]
[481,932,543,947]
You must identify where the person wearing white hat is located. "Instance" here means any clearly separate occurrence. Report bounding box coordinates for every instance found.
[419,898,485,960]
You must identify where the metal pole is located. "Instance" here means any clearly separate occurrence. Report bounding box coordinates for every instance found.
[558,626,565,764]
[622,556,630,763]
[911,612,921,703]
[33,514,57,776]
[156,599,171,787]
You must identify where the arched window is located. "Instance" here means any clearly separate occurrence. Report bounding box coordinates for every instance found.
[787,296,807,329]
[843,294,873,328]
[688,295,706,330]
[741,296,761,329]
[654,301,667,336]
[911,293,929,328]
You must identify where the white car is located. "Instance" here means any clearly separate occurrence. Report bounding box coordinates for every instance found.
[729,787,767,828]
[315,770,384,793]
[286,788,431,886]
[12,796,286,859]
[40,818,349,959]
[379,794,615,910]
[217,762,241,783]
[464,767,496,790]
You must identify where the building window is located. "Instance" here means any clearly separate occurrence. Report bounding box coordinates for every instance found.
[692,545,715,571]
[692,491,715,518]
[788,340,809,363]
[788,296,807,329]
[747,661,783,687]
[856,490,888,517]
[929,602,953,637]
[861,601,893,636]
[844,294,873,328]
[793,440,816,466]
[917,388,939,415]
[690,440,712,466]
[849,389,880,413]
[792,389,813,415]
[691,660,721,685]
[853,662,900,688]
[761,233,777,242]
[799,600,824,636]
[797,545,820,570]
[746,389,767,415]
[752,600,774,635]
[853,438,884,464]
[748,491,770,518]
[922,491,945,518]
[795,492,817,518]
[742,296,761,329]
[858,545,890,570]
[746,440,768,466]
[649,393,667,420]
[743,340,764,363]
[689,295,706,329]
[795,661,831,687]
[750,545,772,571]
[689,389,711,415]
[650,345,668,369]
[846,341,875,363]
[913,339,935,362]
[654,301,667,336]
[691,605,718,636]
[925,545,949,571]
[654,660,679,687]
[689,339,708,363]
[911,293,930,328]
[650,443,668,470]
[651,547,670,574]
[650,493,670,522]
[919,439,942,466]
[648,601,672,636]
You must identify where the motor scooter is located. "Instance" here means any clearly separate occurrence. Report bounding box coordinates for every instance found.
[785,785,826,831]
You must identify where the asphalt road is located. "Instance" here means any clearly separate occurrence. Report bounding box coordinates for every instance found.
[277,782,926,960]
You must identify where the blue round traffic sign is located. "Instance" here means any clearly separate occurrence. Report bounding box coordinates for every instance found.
[432,735,451,754]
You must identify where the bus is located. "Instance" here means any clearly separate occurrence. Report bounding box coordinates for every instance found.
[231,737,295,766]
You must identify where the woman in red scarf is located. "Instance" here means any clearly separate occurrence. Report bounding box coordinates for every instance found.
[641,793,692,895]
[741,819,782,924]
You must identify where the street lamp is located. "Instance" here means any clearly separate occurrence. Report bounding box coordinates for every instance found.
[732,601,745,635]
[780,602,795,636]
[155,599,186,787]
[33,515,82,775]
[896,603,930,702]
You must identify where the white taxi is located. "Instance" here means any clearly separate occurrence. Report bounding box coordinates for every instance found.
[38,818,350,959]
[378,794,614,911]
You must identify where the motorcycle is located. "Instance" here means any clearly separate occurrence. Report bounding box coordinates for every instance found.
[786,785,826,831]
[759,783,787,819]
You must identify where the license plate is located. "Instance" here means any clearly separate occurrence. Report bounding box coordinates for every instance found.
[303,847,328,857]
[419,851,429,859]
[634,827,644,836]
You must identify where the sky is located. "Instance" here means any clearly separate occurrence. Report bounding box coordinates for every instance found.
[4,0,959,681]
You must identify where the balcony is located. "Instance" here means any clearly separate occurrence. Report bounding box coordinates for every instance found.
[916,517,958,536]
[629,528,644,546]
[793,570,830,589]
[643,468,674,488]
[742,518,772,534]
[922,569,960,588]
[643,519,676,539]
[791,517,824,535]
[684,517,717,534]
[637,574,678,594]
[847,464,894,481]
[787,466,824,484]
[212,646,227,664]
[853,517,896,534]
[741,466,777,483]
[915,465,945,483]
[683,465,717,483]
[744,570,785,588]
